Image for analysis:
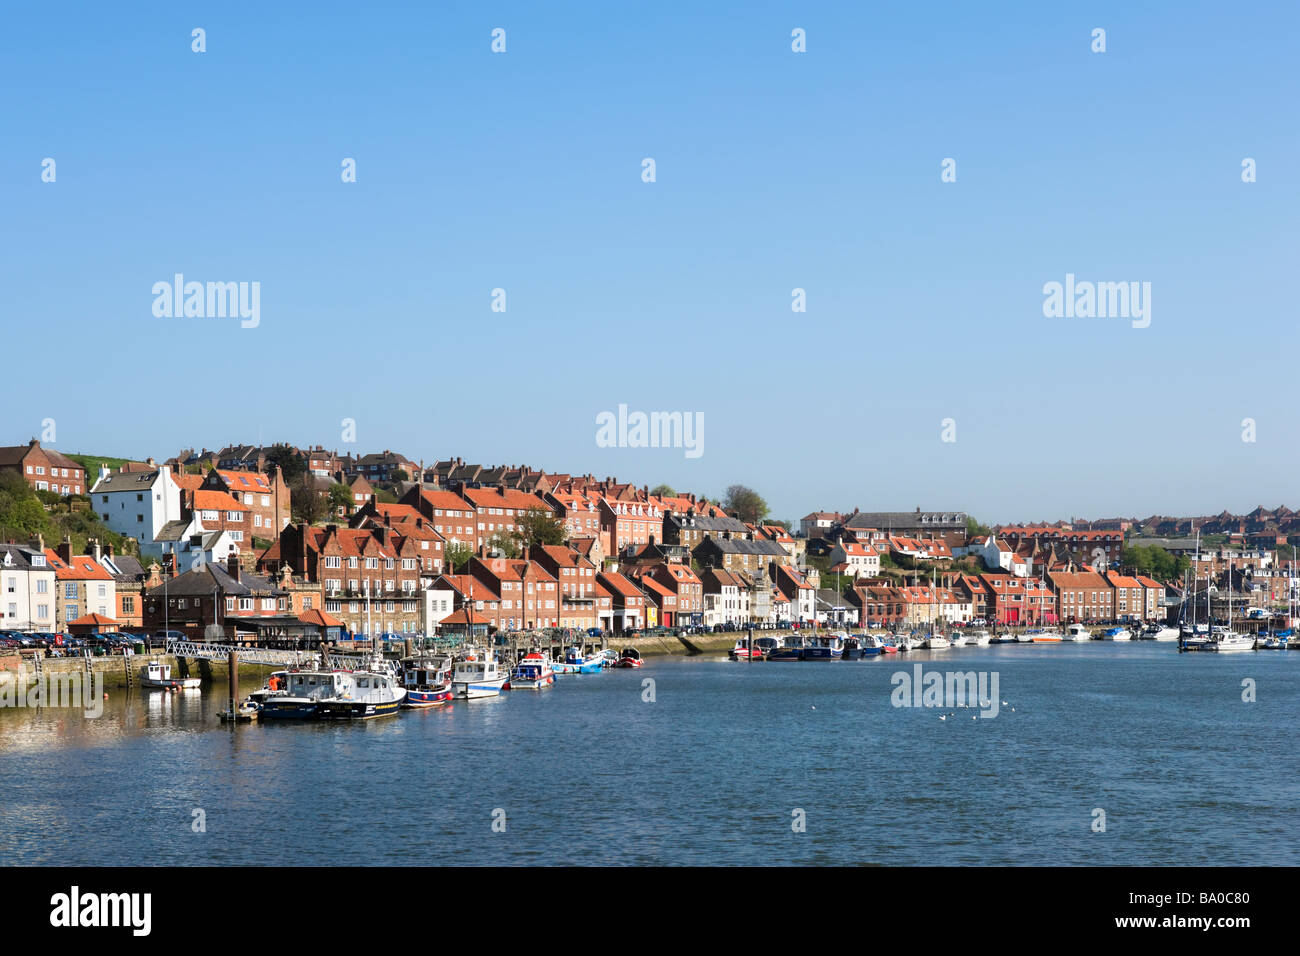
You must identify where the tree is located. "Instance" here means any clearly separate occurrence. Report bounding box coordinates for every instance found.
[264,444,306,485]
[392,468,410,483]
[485,531,521,559]
[723,484,769,524]
[445,541,474,573]
[327,483,353,514]
[518,507,567,547]
[650,484,676,497]
[765,518,792,532]
[966,516,991,539]
[290,478,325,525]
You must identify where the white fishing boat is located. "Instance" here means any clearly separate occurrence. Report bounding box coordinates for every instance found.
[451,651,508,699]
[965,629,992,646]
[1063,623,1092,642]
[923,634,951,649]
[139,660,201,690]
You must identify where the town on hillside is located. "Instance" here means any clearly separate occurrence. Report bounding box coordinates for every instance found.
[1,437,1297,646]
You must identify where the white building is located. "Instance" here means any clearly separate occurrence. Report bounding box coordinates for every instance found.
[90,465,182,552]
[827,541,881,579]
[423,583,456,634]
[151,515,239,567]
[1,544,57,632]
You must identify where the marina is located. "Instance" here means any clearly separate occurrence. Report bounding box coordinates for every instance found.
[1,642,1295,867]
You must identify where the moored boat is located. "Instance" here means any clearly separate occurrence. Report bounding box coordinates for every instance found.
[728,636,764,661]
[260,670,352,720]
[505,652,555,689]
[803,633,845,660]
[1063,623,1092,642]
[1032,629,1063,643]
[451,653,509,698]
[616,647,643,668]
[401,657,454,708]
[859,634,886,656]
[1100,627,1132,641]
[317,669,406,719]
[139,660,201,690]
[965,629,992,646]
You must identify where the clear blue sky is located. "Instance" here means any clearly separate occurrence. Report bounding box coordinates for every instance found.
[3,2,1297,525]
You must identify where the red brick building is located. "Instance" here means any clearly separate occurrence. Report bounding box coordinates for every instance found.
[0,439,87,496]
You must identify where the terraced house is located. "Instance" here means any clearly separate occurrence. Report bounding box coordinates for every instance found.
[201,468,290,540]
[1,543,57,632]
[527,544,598,630]
[0,439,87,495]
[401,487,477,549]
[466,556,558,630]
[44,541,115,629]
[459,486,553,550]
[258,524,422,636]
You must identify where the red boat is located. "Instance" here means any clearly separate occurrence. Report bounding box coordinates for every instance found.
[728,637,764,661]
[617,647,643,668]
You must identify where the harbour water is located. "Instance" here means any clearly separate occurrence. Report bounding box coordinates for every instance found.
[1,644,1297,866]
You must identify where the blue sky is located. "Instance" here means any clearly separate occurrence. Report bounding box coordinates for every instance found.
[3,2,1297,525]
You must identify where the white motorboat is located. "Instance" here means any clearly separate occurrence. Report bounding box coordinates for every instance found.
[965,629,991,646]
[948,632,968,647]
[139,660,201,690]
[1141,624,1179,641]
[1031,628,1063,643]
[923,634,951,650]
[1063,623,1092,642]
[1100,627,1132,641]
[1015,631,1036,643]
[1208,632,1256,653]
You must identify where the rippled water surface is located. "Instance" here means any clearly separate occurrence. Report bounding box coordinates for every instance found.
[2,644,1297,865]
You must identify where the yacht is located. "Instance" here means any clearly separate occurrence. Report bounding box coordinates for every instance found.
[1100,627,1132,641]
[965,629,992,646]
[1208,632,1256,653]
[1031,628,1064,643]
[1063,623,1092,642]
[1141,624,1179,641]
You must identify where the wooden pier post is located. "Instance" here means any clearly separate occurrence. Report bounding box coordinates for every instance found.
[747,627,753,662]
[227,649,239,717]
